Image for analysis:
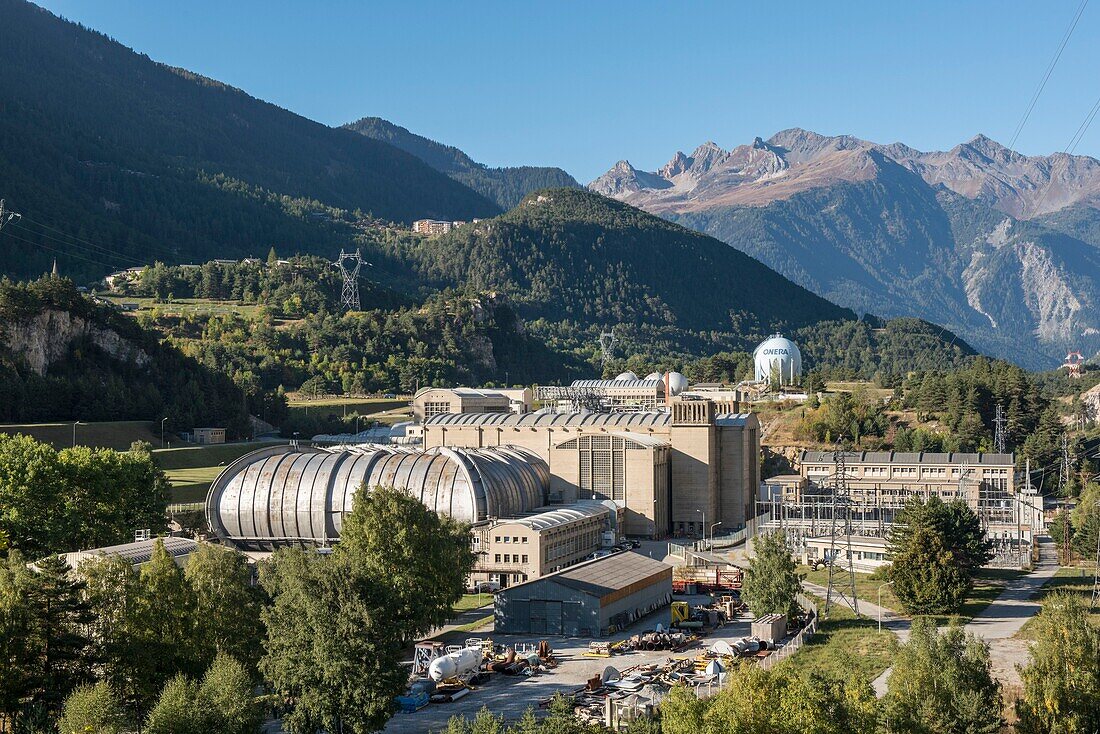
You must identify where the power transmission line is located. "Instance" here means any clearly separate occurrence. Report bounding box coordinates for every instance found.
[10,221,142,268]
[1006,0,1089,151]
[18,214,182,263]
[0,227,124,269]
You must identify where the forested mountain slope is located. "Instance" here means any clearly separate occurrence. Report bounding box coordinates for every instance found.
[0,0,498,282]
[345,117,580,209]
[385,188,854,347]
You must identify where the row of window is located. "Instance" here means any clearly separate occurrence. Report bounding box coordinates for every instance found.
[494,535,529,544]
[494,554,529,564]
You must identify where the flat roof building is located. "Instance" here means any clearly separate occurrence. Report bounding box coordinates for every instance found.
[412,387,532,423]
[494,551,673,637]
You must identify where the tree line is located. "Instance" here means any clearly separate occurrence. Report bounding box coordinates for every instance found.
[0,486,474,734]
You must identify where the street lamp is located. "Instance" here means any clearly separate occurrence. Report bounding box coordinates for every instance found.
[710,522,723,551]
[878,581,895,633]
[72,420,83,448]
[161,417,168,448]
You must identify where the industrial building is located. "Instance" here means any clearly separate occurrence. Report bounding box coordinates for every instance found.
[493,551,673,637]
[205,444,549,550]
[423,401,760,538]
[470,501,623,588]
[412,387,532,422]
[64,536,198,571]
[753,334,802,385]
[535,371,692,413]
[758,451,1043,565]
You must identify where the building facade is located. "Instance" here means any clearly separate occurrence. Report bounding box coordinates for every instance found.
[423,401,760,538]
[412,387,532,423]
[493,551,673,637]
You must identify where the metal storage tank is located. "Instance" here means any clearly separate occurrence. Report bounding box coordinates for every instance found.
[753,333,802,386]
[205,444,548,549]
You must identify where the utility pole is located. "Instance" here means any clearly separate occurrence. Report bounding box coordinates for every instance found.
[335,249,368,312]
[993,402,1007,454]
[0,199,21,233]
[825,442,860,618]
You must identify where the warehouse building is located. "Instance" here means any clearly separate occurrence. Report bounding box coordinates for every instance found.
[424,401,760,538]
[412,387,532,422]
[494,551,673,637]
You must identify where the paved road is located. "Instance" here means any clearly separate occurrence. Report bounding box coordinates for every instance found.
[867,537,1058,695]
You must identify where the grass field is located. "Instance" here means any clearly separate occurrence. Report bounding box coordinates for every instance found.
[800,566,902,612]
[801,565,1024,623]
[0,420,163,451]
[286,398,412,426]
[784,594,897,682]
[152,440,286,502]
[1014,566,1100,640]
[453,594,494,612]
[101,295,265,319]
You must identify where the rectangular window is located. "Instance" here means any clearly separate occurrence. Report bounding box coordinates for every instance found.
[522,555,528,564]
[424,401,450,418]
[494,554,501,563]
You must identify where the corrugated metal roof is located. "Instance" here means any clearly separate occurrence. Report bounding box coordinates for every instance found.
[798,450,1014,465]
[570,379,662,389]
[425,412,671,428]
[66,536,198,566]
[511,551,670,599]
[504,504,609,531]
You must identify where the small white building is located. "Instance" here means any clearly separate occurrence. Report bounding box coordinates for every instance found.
[802,535,887,572]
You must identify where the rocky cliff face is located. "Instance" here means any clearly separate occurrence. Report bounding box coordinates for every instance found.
[0,308,149,375]
[589,129,1100,368]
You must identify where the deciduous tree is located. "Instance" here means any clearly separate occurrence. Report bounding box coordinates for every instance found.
[742,531,801,617]
[884,618,1001,734]
[1015,592,1100,734]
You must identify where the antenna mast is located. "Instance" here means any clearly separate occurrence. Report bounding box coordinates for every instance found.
[825,442,860,618]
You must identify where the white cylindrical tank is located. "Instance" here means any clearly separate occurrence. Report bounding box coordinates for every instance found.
[614,371,639,382]
[643,371,662,382]
[428,647,483,682]
[753,334,802,386]
[665,371,689,396]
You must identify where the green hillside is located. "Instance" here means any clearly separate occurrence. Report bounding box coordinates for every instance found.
[389,188,855,344]
[0,0,499,282]
[345,117,580,209]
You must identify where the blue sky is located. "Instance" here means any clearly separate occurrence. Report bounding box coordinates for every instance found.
[37,0,1100,182]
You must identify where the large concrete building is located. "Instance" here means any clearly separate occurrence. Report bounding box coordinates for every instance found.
[758,451,1043,564]
[494,551,673,637]
[423,400,760,538]
[412,387,532,422]
[471,501,623,588]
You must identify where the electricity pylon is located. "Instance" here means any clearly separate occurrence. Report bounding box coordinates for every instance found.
[825,443,860,618]
[335,249,366,312]
[0,199,21,232]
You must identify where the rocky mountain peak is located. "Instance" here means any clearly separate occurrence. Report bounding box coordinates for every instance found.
[659,151,693,179]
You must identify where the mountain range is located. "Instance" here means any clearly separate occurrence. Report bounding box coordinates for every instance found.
[591,130,1100,368]
[344,117,580,209]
